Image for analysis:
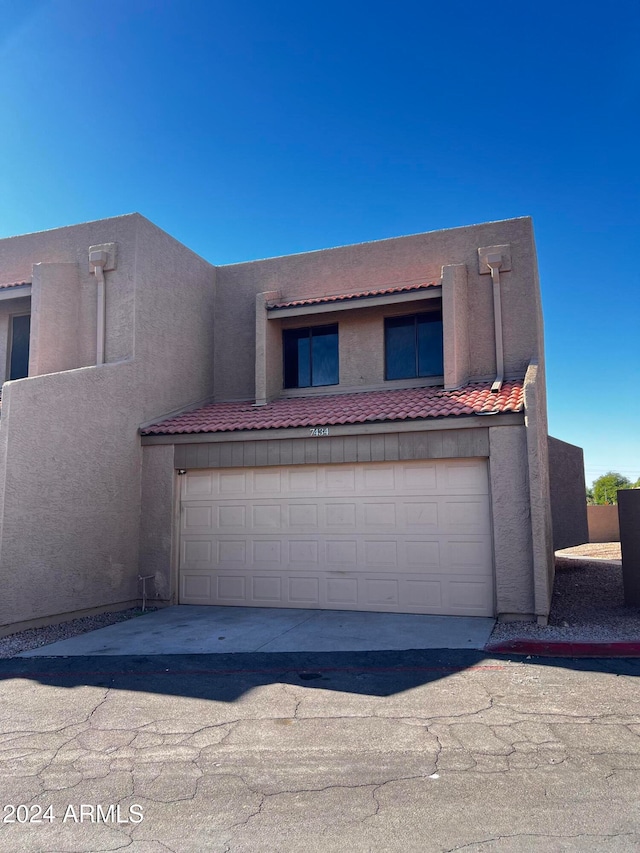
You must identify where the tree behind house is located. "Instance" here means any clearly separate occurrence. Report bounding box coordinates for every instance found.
[590,472,633,505]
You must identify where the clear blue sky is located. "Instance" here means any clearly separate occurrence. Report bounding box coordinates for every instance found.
[1,0,638,486]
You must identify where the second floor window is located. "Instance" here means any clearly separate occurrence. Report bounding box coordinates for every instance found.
[283,324,339,388]
[9,314,31,381]
[385,311,443,380]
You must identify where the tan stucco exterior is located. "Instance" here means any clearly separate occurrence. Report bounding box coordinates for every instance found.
[215,217,542,403]
[548,436,589,550]
[0,215,215,630]
[0,214,575,628]
[587,505,621,543]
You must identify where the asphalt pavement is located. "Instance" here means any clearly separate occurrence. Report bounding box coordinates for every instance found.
[1,649,639,852]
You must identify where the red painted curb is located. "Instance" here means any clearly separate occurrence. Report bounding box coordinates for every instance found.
[485,641,640,658]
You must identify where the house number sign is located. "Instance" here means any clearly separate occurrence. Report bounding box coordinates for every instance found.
[309,427,330,437]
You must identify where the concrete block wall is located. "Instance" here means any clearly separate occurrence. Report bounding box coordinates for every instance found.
[587,505,620,543]
[548,436,588,550]
[618,489,640,606]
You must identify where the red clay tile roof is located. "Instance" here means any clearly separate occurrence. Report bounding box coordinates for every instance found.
[268,280,440,309]
[141,380,524,436]
[0,281,30,289]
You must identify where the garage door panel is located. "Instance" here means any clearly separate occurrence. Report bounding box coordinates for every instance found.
[218,539,247,564]
[326,539,359,566]
[325,467,356,492]
[216,575,246,602]
[180,566,494,615]
[181,538,213,568]
[442,498,491,532]
[448,578,493,612]
[252,540,282,565]
[179,459,494,616]
[401,578,443,609]
[289,576,320,604]
[182,471,216,498]
[254,469,282,493]
[447,538,493,573]
[288,539,320,564]
[183,497,492,535]
[288,503,319,527]
[252,504,282,528]
[405,540,441,569]
[252,575,282,602]
[181,573,212,602]
[404,501,440,529]
[219,471,248,495]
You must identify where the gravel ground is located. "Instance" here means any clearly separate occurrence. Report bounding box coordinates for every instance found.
[0,544,636,656]
[489,551,640,644]
[0,608,158,659]
[557,542,622,561]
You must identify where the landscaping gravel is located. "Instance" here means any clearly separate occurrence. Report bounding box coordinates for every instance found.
[0,548,637,656]
[0,608,157,659]
[489,555,640,644]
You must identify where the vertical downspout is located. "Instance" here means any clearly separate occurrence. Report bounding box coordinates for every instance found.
[89,250,108,365]
[486,253,504,393]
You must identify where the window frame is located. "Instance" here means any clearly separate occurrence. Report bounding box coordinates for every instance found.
[282,323,339,389]
[384,309,443,381]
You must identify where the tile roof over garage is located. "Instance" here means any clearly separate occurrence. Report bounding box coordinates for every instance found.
[0,281,30,289]
[141,379,524,435]
[268,280,440,309]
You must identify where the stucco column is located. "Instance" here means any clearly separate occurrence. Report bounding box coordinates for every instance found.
[442,263,469,390]
[523,360,555,622]
[255,291,280,405]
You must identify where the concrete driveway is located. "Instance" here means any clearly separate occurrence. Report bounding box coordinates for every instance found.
[19,606,495,656]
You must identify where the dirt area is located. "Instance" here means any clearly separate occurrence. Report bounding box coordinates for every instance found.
[557,542,622,561]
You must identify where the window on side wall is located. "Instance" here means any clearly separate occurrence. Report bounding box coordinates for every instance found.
[9,314,31,380]
[384,310,443,380]
[283,324,339,388]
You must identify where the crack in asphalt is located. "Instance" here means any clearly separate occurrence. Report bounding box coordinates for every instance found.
[444,831,640,852]
[2,661,640,849]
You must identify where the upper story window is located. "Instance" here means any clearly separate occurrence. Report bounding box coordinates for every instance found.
[9,314,30,380]
[283,324,339,388]
[385,311,443,380]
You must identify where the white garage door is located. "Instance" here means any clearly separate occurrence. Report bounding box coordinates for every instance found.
[179,458,494,616]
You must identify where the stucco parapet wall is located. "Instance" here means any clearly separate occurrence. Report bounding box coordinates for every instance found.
[0,359,135,412]
[141,412,524,445]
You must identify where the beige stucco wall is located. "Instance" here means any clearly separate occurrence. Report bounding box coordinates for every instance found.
[488,424,535,618]
[0,214,216,628]
[587,505,620,543]
[29,263,81,375]
[215,217,543,403]
[139,443,176,602]
[548,436,588,550]
[442,264,469,390]
[523,361,554,621]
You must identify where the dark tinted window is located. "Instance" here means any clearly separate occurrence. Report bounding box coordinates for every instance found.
[283,325,338,388]
[9,314,30,380]
[385,311,443,380]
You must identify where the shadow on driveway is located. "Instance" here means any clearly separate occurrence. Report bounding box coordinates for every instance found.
[1,650,639,702]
